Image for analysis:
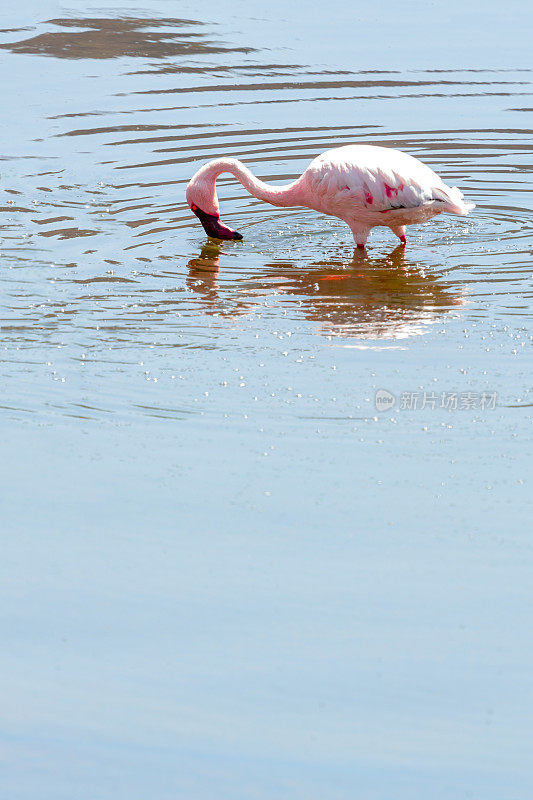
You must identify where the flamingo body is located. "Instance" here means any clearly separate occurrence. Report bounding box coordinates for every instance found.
[186,144,475,247]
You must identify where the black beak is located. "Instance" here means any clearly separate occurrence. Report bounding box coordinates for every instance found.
[190,205,243,241]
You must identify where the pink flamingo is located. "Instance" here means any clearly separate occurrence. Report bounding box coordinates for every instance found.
[186,144,475,248]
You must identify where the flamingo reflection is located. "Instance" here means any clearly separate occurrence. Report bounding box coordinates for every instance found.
[187,243,465,339]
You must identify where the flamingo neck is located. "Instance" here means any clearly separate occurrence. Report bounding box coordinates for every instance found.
[190,158,305,212]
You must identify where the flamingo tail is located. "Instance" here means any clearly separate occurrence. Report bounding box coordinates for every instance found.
[433,185,476,216]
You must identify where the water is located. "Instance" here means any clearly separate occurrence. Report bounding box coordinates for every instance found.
[1,3,532,798]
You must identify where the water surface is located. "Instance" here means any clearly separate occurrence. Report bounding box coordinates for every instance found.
[1,2,532,799]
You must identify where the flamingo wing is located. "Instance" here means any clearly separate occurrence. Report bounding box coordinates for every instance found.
[307,145,474,216]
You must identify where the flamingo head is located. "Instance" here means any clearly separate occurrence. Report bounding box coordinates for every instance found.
[186,176,243,241]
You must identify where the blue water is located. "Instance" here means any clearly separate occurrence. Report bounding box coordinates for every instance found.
[1,1,532,798]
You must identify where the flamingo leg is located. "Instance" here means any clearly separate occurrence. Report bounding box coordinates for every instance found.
[391,225,407,246]
[348,222,370,249]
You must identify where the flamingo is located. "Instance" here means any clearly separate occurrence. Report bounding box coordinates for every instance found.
[186,144,475,248]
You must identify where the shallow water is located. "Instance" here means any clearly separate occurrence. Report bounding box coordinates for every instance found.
[1,2,532,799]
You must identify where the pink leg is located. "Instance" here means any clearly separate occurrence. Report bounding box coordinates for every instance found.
[391,225,407,246]
[349,223,370,250]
